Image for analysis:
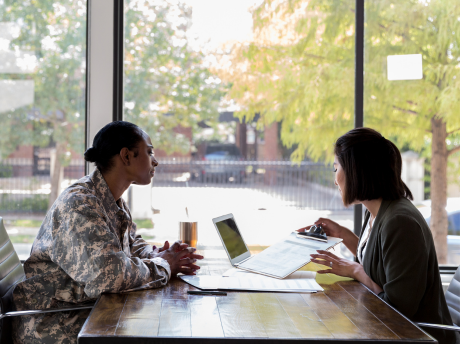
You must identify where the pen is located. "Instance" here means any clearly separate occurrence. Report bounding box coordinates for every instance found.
[187,290,227,296]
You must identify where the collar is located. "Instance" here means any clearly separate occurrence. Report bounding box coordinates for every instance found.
[89,168,124,221]
[372,199,393,232]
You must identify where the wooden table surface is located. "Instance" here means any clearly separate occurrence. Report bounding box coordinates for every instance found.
[78,249,435,344]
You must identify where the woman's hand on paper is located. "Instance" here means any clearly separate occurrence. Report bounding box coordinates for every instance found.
[310,250,361,279]
[297,218,344,238]
[298,218,359,255]
[311,250,384,294]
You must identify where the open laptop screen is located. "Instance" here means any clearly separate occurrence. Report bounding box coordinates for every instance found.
[215,218,248,259]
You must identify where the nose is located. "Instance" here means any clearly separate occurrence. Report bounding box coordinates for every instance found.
[334,179,338,186]
[152,156,159,167]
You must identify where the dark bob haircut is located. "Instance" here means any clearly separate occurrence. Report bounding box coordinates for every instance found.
[84,121,145,173]
[334,127,413,206]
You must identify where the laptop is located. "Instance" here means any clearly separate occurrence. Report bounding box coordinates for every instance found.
[212,213,343,279]
[212,213,253,267]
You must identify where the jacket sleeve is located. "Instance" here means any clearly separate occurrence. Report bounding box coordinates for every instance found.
[129,221,157,259]
[378,214,429,318]
[50,195,169,299]
[129,221,171,277]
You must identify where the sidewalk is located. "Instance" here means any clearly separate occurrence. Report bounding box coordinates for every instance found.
[142,187,353,246]
[9,186,354,260]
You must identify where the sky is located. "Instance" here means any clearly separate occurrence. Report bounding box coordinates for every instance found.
[182,0,264,51]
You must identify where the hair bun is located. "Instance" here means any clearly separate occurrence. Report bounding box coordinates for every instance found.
[84,147,99,162]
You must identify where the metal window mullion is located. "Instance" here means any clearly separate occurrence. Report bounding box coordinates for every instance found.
[354,0,365,236]
[113,0,124,122]
[85,0,124,175]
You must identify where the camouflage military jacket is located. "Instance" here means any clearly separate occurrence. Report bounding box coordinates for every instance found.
[12,168,169,344]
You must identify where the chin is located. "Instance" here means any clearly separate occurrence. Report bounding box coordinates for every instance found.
[133,178,152,186]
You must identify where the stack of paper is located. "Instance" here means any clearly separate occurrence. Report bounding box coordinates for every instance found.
[221,268,323,293]
[236,232,342,279]
[180,268,323,293]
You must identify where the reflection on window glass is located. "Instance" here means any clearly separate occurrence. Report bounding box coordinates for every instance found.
[364,0,460,264]
[0,1,87,260]
[124,0,356,255]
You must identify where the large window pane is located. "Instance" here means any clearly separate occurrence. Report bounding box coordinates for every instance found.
[364,0,460,265]
[0,1,87,259]
[124,0,355,256]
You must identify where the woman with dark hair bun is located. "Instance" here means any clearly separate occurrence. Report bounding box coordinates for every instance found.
[300,127,455,344]
[12,121,203,344]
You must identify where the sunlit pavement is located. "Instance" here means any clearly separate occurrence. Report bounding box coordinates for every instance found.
[11,186,354,260]
[139,187,353,248]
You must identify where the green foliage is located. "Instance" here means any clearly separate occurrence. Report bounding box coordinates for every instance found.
[134,218,153,229]
[0,194,48,213]
[10,219,43,227]
[0,0,226,160]
[9,234,37,244]
[0,163,13,178]
[364,0,460,152]
[225,0,460,162]
[223,0,355,162]
[124,0,226,154]
[0,1,87,163]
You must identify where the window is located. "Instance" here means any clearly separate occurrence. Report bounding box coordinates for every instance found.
[364,0,460,265]
[123,0,354,256]
[0,1,87,260]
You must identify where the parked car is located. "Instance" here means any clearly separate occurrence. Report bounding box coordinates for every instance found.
[191,144,246,183]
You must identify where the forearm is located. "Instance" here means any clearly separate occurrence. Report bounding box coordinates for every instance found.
[131,234,157,259]
[341,227,359,255]
[353,264,383,295]
[83,254,157,298]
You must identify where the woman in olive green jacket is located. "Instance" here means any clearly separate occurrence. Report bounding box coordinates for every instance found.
[302,128,456,344]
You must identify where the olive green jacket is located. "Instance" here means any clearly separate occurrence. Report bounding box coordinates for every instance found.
[359,198,455,344]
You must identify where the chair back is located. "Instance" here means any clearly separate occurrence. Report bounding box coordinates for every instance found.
[0,217,26,343]
[446,266,460,326]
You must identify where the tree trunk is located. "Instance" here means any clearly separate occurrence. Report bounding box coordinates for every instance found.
[49,142,65,209]
[430,117,448,264]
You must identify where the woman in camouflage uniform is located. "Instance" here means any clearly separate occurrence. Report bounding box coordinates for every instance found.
[12,121,202,344]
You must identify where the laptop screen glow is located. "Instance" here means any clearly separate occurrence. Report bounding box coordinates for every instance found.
[215,218,248,259]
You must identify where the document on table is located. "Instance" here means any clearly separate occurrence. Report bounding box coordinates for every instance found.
[237,232,342,279]
[220,268,323,292]
[180,269,323,293]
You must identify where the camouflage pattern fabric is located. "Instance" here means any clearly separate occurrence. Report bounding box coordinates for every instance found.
[12,168,170,344]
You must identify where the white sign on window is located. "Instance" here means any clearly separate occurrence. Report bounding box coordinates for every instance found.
[387,54,423,81]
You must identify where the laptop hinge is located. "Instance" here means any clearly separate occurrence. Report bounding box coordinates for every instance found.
[234,256,253,266]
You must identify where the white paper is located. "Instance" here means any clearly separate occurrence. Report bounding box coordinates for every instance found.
[180,269,322,293]
[387,54,423,80]
[237,232,342,279]
[220,268,322,292]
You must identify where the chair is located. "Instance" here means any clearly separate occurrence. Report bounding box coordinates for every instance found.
[0,217,94,344]
[416,265,460,332]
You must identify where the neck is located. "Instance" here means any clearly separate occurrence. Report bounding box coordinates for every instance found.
[101,169,131,201]
[361,198,383,219]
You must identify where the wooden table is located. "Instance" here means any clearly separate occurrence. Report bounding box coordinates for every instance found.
[78,249,436,344]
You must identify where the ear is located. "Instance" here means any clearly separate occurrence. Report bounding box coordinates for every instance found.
[119,147,131,166]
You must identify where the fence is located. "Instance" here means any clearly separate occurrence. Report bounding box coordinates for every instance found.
[153,159,347,211]
[0,160,84,215]
[0,158,347,215]
[2,159,459,235]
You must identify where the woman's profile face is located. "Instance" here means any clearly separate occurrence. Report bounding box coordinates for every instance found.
[129,134,158,185]
[334,155,346,203]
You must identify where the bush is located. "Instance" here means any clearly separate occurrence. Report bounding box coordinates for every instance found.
[0,194,48,213]
[0,164,13,178]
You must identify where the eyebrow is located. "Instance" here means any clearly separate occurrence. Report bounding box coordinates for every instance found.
[147,145,154,148]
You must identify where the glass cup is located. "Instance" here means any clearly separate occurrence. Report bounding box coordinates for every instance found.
[179,221,198,248]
